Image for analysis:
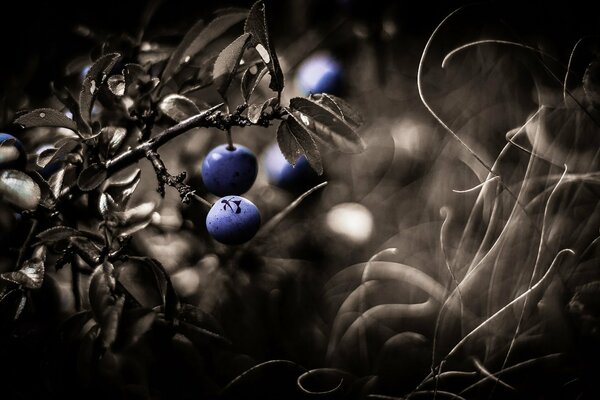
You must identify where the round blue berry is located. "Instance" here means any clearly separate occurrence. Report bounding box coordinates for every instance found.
[0,133,27,171]
[296,53,343,95]
[263,143,319,192]
[206,196,261,245]
[201,144,258,197]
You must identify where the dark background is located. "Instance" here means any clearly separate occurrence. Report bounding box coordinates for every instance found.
[1,0,598,98]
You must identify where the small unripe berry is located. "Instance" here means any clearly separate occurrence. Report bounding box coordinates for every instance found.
[201,144,258,197]
[206,196,261,245]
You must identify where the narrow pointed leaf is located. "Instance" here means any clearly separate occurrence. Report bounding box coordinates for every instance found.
[241,62,268,102]
[162,11,247,81]
[50,82,92,135]
[77,163,107,191]
[80,53,121,123]
[278,110,323,174]
[15,108,78,132]
[244,1,284,92]
[213,33,252,98]
[290,97,366,153]
[159,94,200,122]
[311,93,364,128]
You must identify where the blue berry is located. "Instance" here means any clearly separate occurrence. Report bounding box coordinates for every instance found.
[206,196,261,245]
[0,133,27,171]
[201,144,258,196]
[296,53,343,95]
[263,143,319,192]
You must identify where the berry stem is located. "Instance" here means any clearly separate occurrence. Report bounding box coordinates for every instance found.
[225,128,235,150]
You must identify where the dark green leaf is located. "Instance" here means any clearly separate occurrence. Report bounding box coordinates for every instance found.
[36,147,57,168]
[311,93,364,128]
[289,97,366,153]
[159,94,200,122]
[15,108,78,132]
[108,74,126,96]
[142,257,179,321]
[112,201,156,237]
[0,246,46,289]
[124,63,146,87]
[100,126,128,157]
[278,111,322,174]
[50,82,92,135]
[244,1,284,92]
[116,258,164,309]
[28,170,56,209]
[247,96,276,124]
[0,170,41,210]
[89,263,116,323]
[105,168,142,208]
[37,226,85,243]
[77,163,107,191]
[100,295,124,348]
[80,53,121,123]
[213,33,252,99]
[241,63,268,102]
[162,11,247,81]
[47,139,80,166]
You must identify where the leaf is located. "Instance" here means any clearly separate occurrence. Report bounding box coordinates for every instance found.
[278,110,323,174]
[247,96,277,124]
[244,1,284,93]
[289,97,366,153]
[0,246,46,289]
[213,33,252,99]
[50,81,92,135]
[77,163,107,191]
[48,166,66,199]
[108,74,126,96]
[116,258,165,309]
[37,226,85,243]
[100,295,125,349]
[28,170,56,209]
[161,11,248,81]
[99,192,118,217]
[47,139,80,166]
[36,147,57,168]
[311,93,364,128]
[0,170,41,210]
[89,263,116,322]
[159,94,200,122]
[14,108,78,132]
[123,63,146,87]
[100,127,127,157]
[80,53,121,123]
[104,168,142,209]
[112,201,156,237]
[241,62,268,102]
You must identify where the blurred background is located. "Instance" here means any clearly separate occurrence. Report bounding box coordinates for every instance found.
[2,0,600,398]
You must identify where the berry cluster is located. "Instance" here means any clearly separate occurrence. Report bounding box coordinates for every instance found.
[202,143,261,245]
